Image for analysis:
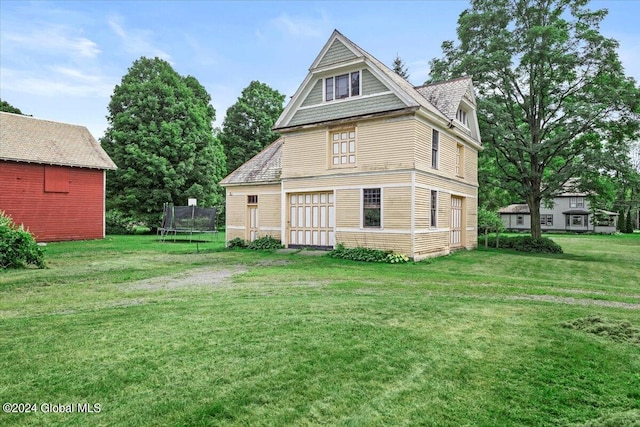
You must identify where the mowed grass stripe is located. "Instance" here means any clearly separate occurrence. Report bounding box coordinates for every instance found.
[0,233,639,426]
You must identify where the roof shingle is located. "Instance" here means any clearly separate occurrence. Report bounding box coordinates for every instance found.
[0,112,117,170]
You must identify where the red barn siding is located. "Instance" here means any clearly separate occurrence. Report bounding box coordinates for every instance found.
[0,160,105,242]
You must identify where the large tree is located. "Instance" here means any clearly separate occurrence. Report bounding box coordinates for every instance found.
[429,0,640,237]
[0,99,24,114]
[220,81,285,174]
[101,57,226,227]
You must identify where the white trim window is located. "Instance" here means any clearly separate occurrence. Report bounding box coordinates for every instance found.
[570,197,585,208]
[430,190,438,227]
[456,108,469,128]
[540,214,553,226]
[325,71,360,101]
[431,129,439,169]
[363,188,381,228]
[330,129,356,167]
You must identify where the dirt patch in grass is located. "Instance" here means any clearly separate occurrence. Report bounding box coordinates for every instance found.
[126,266,248,291]
[509,295,640,310]
[561,316,640,345]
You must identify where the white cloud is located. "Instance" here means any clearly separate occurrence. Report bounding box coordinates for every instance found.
[108,15,172,61]
[3,26,100,58]
[0,67,114,98]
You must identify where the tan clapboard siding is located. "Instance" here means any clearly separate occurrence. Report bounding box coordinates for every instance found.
[257,191,282,229]
[337,231,412,255]
[336,188,360,228]
[282,128,327,178]
[415,232,450,256]
[415,186,430,228]
[415,172,477,196]
[283,171,412,191]
[464,147,478,186]
[301,80,323,107]
[439,131,458,180]
[226,229,245,242]
[382,187,411,229]
[226,191,246,228]
[357,117,415,171]
[415,119,430,171]
[317,39,357,68]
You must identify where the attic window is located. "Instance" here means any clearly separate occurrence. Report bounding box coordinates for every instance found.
[456,108,469,127]
[325,71,360,101]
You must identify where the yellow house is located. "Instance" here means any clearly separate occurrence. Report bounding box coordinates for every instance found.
[221,30,481,260]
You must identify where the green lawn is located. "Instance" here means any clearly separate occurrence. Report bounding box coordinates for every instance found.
[1,233,639,426]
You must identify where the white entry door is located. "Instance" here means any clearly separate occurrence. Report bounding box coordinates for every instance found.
[288,192,335,247]
[450,196,462,247]
[247,206,258,242]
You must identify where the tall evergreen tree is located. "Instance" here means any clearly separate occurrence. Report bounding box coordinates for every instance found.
[220,81,285,174]
[101,57,226,228]
[429,0,640,238]
[392,55,410,79]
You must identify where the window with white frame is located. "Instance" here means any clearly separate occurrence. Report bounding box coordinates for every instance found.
[363,188,381,228]
[325,71,360,101]
[330,129,356,167]
[570,197,585,208]
[540,214,553,226]
[431,129,439,169]
[430,190,438,227]
[456,143,464,176]
[456,108,469,127]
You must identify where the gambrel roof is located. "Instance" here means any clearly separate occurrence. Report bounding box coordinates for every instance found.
[0,112,117,170]
[220,138,283,185]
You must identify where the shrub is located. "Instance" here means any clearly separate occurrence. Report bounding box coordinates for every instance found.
[480,235,563,253]
[247,236,283,250]
[227,237,247,249]
[105,209,135,235]
[328,244,409,263]
[0,211,46,269]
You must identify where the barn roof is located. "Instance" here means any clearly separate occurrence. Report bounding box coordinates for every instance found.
[220,138,283,186]
[0,112,117,170]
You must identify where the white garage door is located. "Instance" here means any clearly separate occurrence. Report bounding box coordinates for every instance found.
[288,192,335,248]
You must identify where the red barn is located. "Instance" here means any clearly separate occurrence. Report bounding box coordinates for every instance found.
[0,112,117,242]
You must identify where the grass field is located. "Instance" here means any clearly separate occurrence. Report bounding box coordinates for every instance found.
[1,233,639,426]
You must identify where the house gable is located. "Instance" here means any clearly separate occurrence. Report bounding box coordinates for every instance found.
[274,30,424,131]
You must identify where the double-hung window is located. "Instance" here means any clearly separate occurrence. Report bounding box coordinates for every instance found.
[363,188,381,228]
[570,197,585,208]
[325,71,360,101]
[431,129,439,169]
[430,190,438,227]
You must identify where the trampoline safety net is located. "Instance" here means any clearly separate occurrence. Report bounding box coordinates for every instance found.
[159,203,217,241]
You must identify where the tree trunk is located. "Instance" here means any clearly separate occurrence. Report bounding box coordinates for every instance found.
[527,196,542,239]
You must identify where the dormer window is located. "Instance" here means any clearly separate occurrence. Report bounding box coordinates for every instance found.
[325,71,360,101]
[456,108,469,127]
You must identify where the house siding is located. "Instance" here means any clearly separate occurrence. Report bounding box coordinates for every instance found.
[361,69,388,95]
[317,39,357,68]
[0,161,105,242]
[301,80,323,107]
[225,183,281,243]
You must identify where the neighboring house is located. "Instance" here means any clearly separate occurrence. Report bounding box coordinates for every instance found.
[499,191,618,234]
[221,30,481,260]
[0,112,117,241]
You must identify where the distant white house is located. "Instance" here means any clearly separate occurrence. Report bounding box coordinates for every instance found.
[499,191,618,234]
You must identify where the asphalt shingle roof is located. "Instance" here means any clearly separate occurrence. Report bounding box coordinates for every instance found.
[0,112,117,170]
[220,138,283,185]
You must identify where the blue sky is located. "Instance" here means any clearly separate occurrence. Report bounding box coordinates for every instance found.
[1,0,639,139]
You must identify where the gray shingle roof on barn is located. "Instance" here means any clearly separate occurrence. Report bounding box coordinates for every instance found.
[0,112,117,170]
[220,138,283,185]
